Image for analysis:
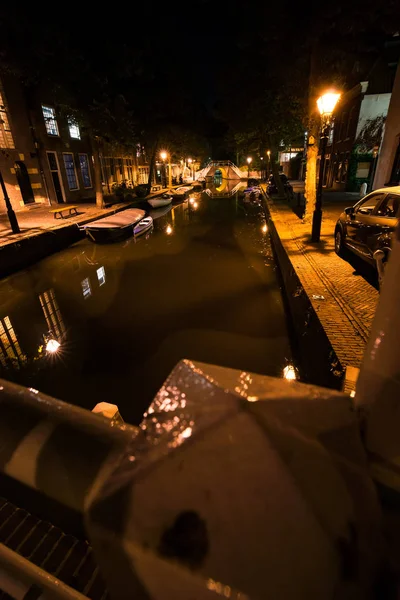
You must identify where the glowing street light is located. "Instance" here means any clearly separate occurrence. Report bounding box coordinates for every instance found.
[266,150,271,177]
[246,156,252,178]
[262,223,268,233]
[166,225,173,235]
[283,364,296,381]
[159,151,172,188]
[187,158,195,181]
[316,92,341,118]
[46,338,60,354]
[311,90,341,242]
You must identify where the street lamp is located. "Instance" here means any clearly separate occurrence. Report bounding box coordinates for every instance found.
[0,169,20,234]
[188,158,194,182]
[247,157,252,178]
[311,91,341,242]
[160,151,169,188]
[266,150,271,178]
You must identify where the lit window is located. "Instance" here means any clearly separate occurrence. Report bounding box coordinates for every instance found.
[81,278,91,299]
[97,266,106,286]
[63,153,79,190]
[42,106,59,136]
[68,119,80,140]
[0,82,15,149]
[79,153,92,188]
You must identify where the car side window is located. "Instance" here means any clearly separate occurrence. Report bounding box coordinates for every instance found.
[375,194,400,218]
[356,194,385,215]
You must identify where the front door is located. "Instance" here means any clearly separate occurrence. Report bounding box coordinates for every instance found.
[14,161,34,204]
[47,151,65,203]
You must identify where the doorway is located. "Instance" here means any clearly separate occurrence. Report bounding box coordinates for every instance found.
[47,151,65,203]
[14,161,34,204]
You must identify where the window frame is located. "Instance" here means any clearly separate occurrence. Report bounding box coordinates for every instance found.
[42,105,59,137]
[355,193,386,216]
[375,193,400,218]
[68,118,81,140]
[0,82,15,149]
[62,152,80,191]
[78,153,92,189]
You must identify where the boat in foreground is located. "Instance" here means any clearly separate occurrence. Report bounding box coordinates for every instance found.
[133,216,153,237]
[147,196,172,208]
[81,208,146,243]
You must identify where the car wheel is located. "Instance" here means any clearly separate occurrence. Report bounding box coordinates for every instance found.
[335,227,346,256]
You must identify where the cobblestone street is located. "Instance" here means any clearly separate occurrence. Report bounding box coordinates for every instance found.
[266,188,379,373]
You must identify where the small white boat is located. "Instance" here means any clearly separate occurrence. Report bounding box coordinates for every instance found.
[175,186,193,194]
[134,216,153,237]
[147,196,172,208]
[150,204,173,220]
[82,208,146,243]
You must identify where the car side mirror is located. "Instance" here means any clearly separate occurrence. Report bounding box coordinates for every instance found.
[344,206,355,215]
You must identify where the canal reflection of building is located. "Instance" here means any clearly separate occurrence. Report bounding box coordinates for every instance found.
[0,278,65,372]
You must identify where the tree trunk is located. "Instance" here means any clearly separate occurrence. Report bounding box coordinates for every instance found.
[303,41,319,219]
[90,135,104,209]
[304,143,318,218]
[146,143,158,195]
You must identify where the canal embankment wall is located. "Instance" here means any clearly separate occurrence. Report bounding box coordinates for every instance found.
[264,187,379,394]
[265,203,343,390]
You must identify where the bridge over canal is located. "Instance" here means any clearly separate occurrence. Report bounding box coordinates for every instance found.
[196,160,244,180]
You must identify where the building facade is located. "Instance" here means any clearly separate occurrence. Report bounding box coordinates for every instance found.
[373,61,400,189]
[0,75,145,212]
[0,75,47,211]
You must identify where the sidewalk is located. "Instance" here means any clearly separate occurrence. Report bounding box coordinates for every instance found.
[266,191,379,373]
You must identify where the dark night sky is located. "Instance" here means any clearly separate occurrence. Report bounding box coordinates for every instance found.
[1,0,399,157]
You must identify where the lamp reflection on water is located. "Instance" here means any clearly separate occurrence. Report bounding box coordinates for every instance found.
[166,225,173,235]
[46,338,60,354]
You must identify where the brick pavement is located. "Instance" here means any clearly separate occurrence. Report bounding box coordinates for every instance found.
[266,192,379,371]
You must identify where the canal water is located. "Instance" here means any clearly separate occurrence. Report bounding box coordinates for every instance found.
[0,191,293,425]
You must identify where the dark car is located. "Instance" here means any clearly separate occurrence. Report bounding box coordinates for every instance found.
[334,187,400,269]
[267,173,293,198]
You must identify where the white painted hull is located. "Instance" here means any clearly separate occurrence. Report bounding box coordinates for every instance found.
[148,198,172,208]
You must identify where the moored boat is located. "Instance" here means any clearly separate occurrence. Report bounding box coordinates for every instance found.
[147,196,172,208]
[134,216,153,237]
[149,204,173,220]
[175,185,193,194]
[81,208,146,243]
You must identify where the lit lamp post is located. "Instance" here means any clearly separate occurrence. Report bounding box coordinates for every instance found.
[188,158,194,182]
[311,91,341,242]
[247,156,252,178]
[0,170,20,234]
[266,150,271,177]
[260,156,264,179]
[160,151,168,188]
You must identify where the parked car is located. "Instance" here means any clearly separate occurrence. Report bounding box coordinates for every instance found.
[334,186,400,274]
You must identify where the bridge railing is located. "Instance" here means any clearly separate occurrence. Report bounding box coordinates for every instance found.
[198,160,244,179]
